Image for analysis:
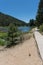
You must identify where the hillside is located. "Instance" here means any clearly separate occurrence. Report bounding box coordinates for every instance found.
[0,12,26,26]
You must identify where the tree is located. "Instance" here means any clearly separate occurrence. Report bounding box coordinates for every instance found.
[29,19,35,26]
[6,23,18,47]
[36,0,43,27]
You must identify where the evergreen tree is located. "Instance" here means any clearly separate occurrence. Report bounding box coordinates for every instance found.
[36,0,43,27]
[29,19,35,26]
[6,23,18,47]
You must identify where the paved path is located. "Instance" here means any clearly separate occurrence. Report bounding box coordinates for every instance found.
[34,29,43,60]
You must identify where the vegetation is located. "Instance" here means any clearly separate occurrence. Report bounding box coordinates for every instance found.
[6,23,22,47]
[0,38,7,46]
[0,32,7,46]
[0,32,7,39]
[39,24,43,32]
[0,12,27,26]
[0,23,23,46]
[36,0,43,27]
[28,19,36,27]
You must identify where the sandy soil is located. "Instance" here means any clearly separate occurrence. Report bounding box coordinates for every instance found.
[0,37,42,65]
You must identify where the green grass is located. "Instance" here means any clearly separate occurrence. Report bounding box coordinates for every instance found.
[0,32,8,39]
[0,38,7,46]
[0,32,8,46]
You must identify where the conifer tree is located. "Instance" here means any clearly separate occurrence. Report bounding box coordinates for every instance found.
[36,0,43,26]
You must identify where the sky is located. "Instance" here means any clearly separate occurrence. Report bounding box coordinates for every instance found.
[0,0,40,23]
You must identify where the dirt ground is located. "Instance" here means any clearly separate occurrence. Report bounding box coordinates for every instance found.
[0,36,42,65]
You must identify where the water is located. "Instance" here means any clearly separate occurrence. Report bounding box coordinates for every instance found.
[18,26,31,32]
[0,26,31,32]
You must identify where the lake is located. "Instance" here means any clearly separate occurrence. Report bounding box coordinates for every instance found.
[18,26,31,32]
[0,26,31,32]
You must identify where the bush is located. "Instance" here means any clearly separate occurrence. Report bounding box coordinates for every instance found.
[39,24,43,32]
[0,39,6,46]
[0,32,7,39]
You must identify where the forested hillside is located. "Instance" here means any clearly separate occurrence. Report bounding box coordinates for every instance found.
[0,12,26,26]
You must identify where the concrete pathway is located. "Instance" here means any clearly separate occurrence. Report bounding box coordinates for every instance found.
[34,28,43,60]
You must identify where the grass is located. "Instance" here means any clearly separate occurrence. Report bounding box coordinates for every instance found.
[0,38,7,46]
[0,32,8,39]
[0,32,8,46]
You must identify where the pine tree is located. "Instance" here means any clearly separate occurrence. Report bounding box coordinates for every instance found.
[6,23,19,47]
[36,0,43,27]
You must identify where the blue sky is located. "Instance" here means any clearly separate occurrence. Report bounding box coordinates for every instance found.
[0,0,40,23]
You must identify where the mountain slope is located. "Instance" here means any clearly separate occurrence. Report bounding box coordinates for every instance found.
[0,12,26,26]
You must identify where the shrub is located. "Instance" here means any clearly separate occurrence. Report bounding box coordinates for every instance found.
[39,24,43,32]
[0,32,7,39]
[0,39,6,46]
